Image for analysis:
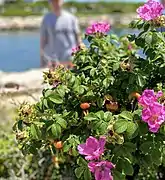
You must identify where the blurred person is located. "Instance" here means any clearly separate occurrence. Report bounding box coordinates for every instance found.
[40,0,81,68]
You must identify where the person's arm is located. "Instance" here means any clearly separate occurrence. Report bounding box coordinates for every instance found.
[40,17,47,68]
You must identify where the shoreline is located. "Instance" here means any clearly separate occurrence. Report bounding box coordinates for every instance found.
[0,68,46,109]
[0,13,137,30]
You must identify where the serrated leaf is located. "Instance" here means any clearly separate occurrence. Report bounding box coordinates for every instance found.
[49,94,63,104]
[114,120,128,134]
[123,142,136,153]
[113,62,120,71]
[84,113,97,121]
[140,141,153,154]
[90,68,96,77]
[83,168,92,180]
[123,158,134,176]
[51,124,61,138]
[56,118,67,129]
[75,167,85,178]
[77,157,87,166]
[95,111,104,120]
[103,78,110,88]
[43,98,49,108]
[113,170,125,180]
[30,124,40,139]
[137,74,146,87]
[104,111,112,122]
[126,122,138,139]
[119,111,133,121]
[97,122,108,134]
[63,143,71,152]
[151,148,161,165]
[18,120,23,131]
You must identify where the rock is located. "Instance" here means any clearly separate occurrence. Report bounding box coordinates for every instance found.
[0,68,48,96]
[0,14,137,30]
[0,68,49,111]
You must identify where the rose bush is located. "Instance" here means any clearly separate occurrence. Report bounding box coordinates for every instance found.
[13,0,165,179]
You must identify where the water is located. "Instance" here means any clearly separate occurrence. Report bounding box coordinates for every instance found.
[0,29,138,72]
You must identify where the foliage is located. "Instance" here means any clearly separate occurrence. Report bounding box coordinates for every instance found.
[0,124,71,180]
[1,1,143,17]
[12,2,165,180]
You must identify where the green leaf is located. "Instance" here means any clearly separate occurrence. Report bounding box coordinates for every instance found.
[57,85,68,97]
[84,113,97,121]
[43,98,49,108]
[151,148,161,165]
[69,74,76,85]
[113,62,120,71]
[77,157,87,166]
[92,120,103,129]
[90,68,96,77]
[82,65,93,71]
[140,141,153,154]
[18,120,23,131]
[97,98,104,108]
[83,168,92,180]
[126,122,138,139]
[141,155,152,168]
[30,124,37,138]
[75,167,85,178]
[30,124,41,139]
[114,120,128,134]
[103,78,110,88]
[123,142,136,153]
[51,124,61,138]
[145,33,152,45]
[119,111,133,121]
[44,90,53,97]
[49,94,63,104]
[95,111,104,120]
[135,37,145,47]
[74,85,84,95]
[104,111,112,122]
[143,23,150,31]
[137,74,146,87]
[123,158,134,176]
[139,122,148,135]
[160,125,165,135]
[63,143,71,152]
[113,170,125,180]
[97,122,108,134]
[56,118,67,129]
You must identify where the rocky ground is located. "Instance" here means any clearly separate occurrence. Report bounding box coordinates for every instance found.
[0,68,47,124]
[0,13,137,30]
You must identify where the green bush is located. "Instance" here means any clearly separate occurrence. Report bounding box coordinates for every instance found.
[12,1,165,180]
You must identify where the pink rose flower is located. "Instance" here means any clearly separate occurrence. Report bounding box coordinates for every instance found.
[138,89,163,107]
[88,161,115,180]
[141,102,165,133]
[128,44,133,50]
[138,89,165,133]
[137,0,164,21]
[72,46,80,55]
[86,22,110,35]
[77,136,106,160]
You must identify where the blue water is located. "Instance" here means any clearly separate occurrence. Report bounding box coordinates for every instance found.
[0,29,138,72]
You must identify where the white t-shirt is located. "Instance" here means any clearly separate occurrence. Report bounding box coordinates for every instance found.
[40,10,80,62]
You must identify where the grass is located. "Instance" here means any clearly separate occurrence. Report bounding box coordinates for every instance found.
[0,1,142,17]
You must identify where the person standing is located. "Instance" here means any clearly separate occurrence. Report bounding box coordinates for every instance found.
[40,0,81,68]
